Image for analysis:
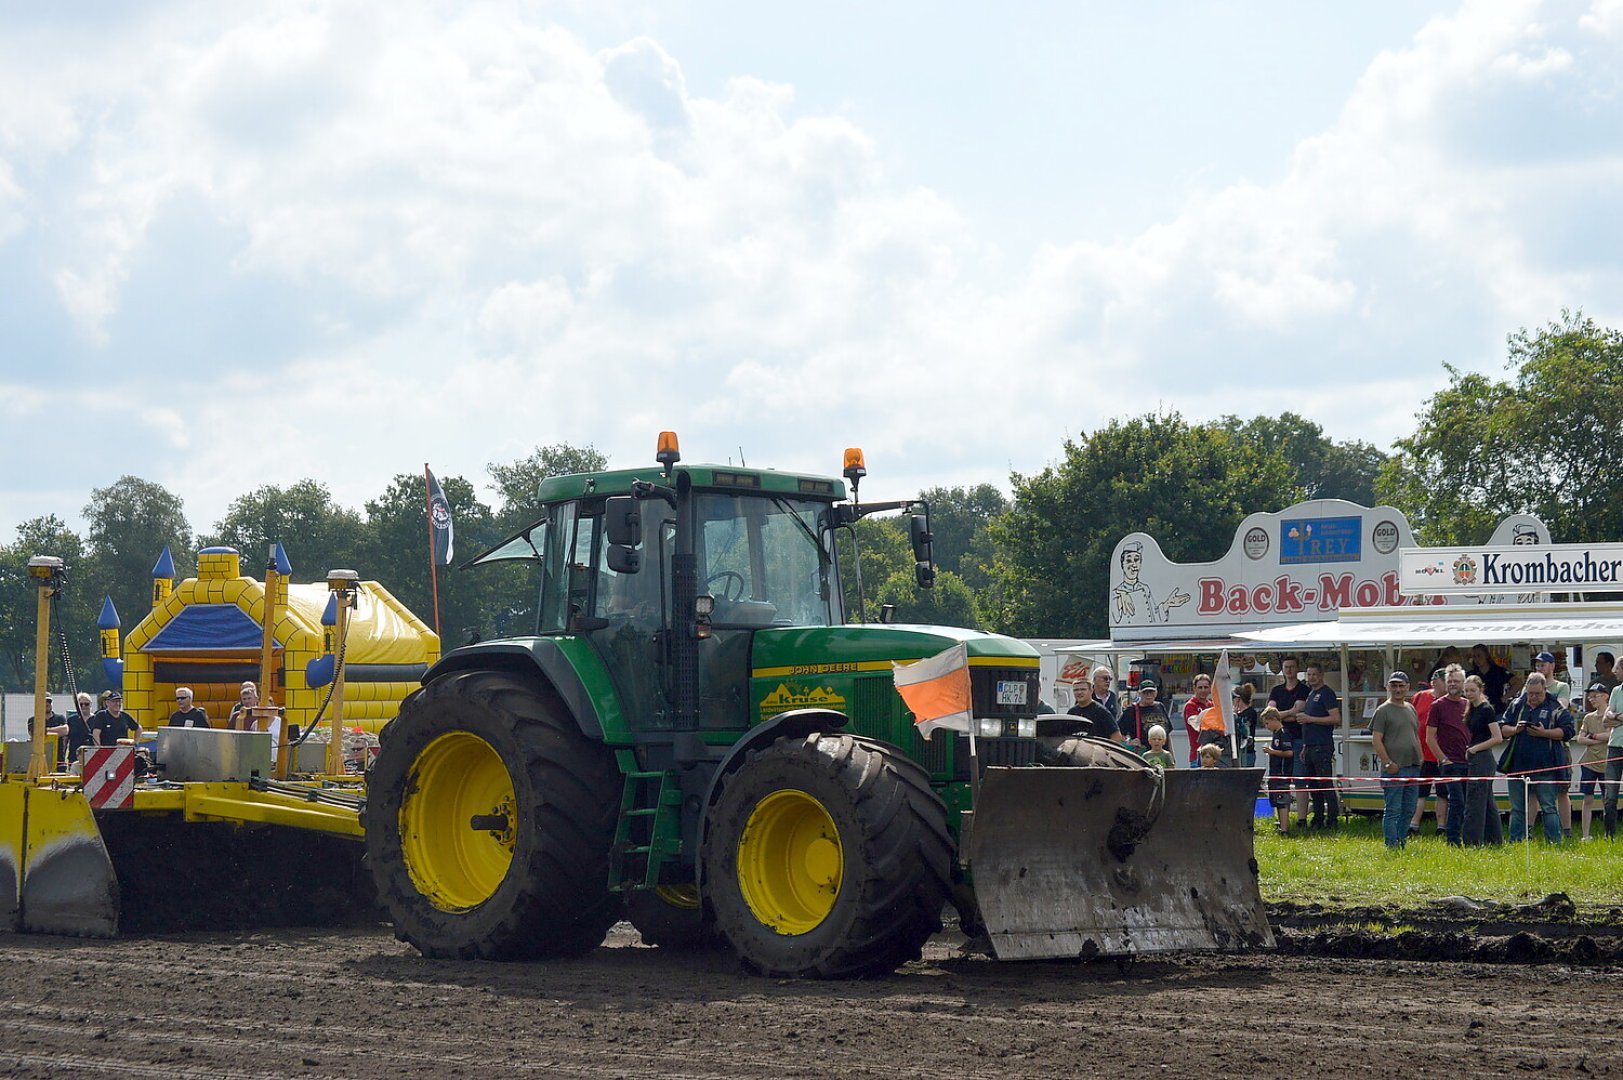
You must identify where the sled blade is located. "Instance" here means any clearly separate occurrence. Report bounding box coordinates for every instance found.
[0,783,22,931]
[967,766,1273,960]
[19,786,119,937]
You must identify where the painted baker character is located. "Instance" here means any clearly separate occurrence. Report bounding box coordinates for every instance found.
[1512,523,1542,604]
[1111,541,1191,625]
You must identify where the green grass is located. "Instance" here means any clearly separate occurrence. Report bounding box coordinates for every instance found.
[1254,815,1623,911]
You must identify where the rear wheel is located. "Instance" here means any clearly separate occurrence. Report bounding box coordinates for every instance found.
[625,885,724,950]
[703,733,951,978]
[363,671,621,959]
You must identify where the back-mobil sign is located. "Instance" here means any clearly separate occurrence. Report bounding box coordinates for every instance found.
[1109,502,1550,640]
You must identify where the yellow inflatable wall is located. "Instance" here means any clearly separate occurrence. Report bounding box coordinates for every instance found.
[120,548,438,736]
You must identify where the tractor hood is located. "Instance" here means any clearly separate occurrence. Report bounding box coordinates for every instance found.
[749,625,1039,674]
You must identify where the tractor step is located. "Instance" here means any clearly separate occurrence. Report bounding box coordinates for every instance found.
[610,766,684,891]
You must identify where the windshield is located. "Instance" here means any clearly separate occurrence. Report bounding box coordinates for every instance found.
[696,493,840,627]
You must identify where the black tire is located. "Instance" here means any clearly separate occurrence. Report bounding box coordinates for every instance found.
[363,670,622,959]
[625,887,725,950]
[703,732,952,978]
[1041,735,1154,770]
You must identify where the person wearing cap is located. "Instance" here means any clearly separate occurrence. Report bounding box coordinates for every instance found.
[27,697,70,766]
[1408,669,1447,837]
[1370,671,1422,848]
[1532,651,1569,703]
[1460,674,1504,846]
[1423,665,1472,845]
[1574,683,1612,840]
[1531,651,1574,835]
[1118,680,1169,752]
[168,687,211,729]
[91,690,140,746]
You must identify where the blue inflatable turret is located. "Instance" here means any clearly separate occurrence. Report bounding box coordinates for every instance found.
[307,591,341,688]
[151,546,175,608]
[99,595,124,688]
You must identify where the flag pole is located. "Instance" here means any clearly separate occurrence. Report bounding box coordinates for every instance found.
[425,462,441,638]
[1216,649,1236,765]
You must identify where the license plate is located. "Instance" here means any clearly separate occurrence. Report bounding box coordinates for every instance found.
[995,680,1027,706]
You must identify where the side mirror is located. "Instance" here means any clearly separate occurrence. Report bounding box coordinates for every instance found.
[914,561,935,588]
[909,514,932,563]
[607,546,641,574]
[605,496,641,548]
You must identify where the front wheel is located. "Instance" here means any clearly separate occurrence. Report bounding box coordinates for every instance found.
[703,733,952,978]
[363,671,622,959]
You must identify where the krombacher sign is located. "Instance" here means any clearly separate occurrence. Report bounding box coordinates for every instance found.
[1399,543,1623,596]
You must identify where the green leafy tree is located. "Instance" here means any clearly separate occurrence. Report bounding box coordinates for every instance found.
[488,443,609,532]
[1377,311,1623,544]
[202,479,368,579]
[874,568,980,629]
[987,412,1300,638]
[835,517,910,622]
[362,473,509,646]
[1219,412,1387,506]
[0,517,98,692]
[918,484,1009,577]
[82,476,195,649]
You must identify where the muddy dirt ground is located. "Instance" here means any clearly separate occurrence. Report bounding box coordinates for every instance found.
[4,920,1622,1079]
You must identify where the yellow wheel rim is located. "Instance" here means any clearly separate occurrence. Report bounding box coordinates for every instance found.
[400,731,516,912]
[655,884,701,910]
[735,789,843,935]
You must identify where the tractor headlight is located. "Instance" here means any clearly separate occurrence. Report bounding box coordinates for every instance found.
[694,594,715,617]
[978,717,1002,739]
[1015,717,1036,739]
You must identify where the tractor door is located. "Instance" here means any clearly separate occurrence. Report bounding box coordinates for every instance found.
[693,493,838,731]
[575,499,675,732]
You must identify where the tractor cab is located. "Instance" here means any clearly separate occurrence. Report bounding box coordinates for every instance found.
[467,435,933,739]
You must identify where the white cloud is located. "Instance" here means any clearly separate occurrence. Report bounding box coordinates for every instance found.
[1,1,1621,543]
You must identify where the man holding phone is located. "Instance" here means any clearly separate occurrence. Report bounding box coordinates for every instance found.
[1499,672,1575,842]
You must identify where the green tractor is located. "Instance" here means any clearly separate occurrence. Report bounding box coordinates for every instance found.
[364,435,1271,977]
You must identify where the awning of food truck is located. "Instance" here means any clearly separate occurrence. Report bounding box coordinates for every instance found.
[1235,602,1623,647]
[1057,636,1312,657]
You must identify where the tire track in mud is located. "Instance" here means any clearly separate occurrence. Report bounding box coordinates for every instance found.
[5,929,1623,1078]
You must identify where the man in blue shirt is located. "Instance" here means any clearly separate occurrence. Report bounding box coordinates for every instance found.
[1499,671,1576,842]
[1299,663,1342,829]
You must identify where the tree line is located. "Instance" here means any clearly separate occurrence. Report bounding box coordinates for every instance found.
[5,313,1620,691]
[0,444,605,692]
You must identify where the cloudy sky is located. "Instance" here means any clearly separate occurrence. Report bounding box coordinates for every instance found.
[3,0,1621,545]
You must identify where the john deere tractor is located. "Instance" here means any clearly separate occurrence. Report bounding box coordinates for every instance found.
[364,435,1270,977]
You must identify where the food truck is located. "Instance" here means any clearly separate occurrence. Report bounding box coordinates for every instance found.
[1056,500,1622,811]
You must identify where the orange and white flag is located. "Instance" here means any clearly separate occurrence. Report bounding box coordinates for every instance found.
[893,643,973,740]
